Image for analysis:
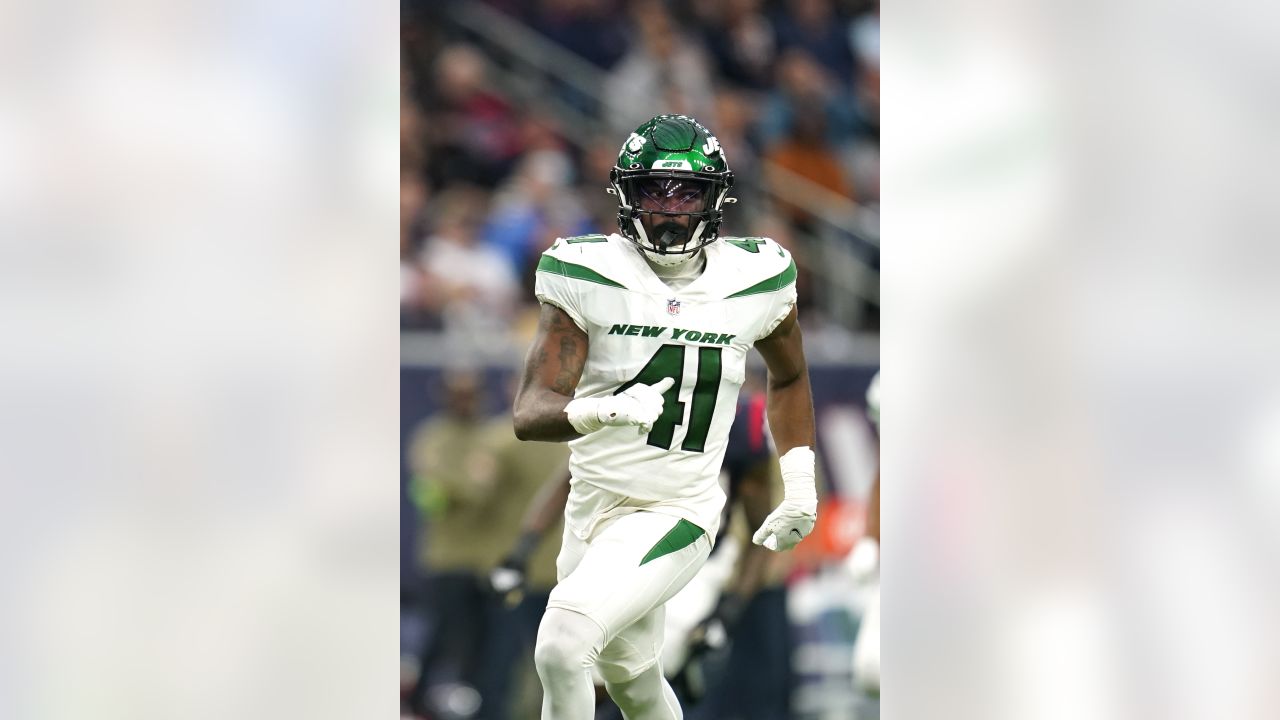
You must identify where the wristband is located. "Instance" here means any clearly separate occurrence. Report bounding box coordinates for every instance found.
[778,446,817,500]
[564,397,604,434]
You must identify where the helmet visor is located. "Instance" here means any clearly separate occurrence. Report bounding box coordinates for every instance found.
[629,177,712,214]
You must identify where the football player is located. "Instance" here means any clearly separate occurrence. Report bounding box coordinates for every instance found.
[848,371,880,694]
[512,114,817,720]
[492,390,776,700]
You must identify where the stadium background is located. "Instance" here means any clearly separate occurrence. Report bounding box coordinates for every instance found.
[401,1,880,717]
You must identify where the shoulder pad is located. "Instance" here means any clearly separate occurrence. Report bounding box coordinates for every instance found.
[538,234,631,289]
[717,237,797,299]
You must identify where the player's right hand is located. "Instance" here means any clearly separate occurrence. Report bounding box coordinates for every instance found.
[565,377,674,434]
[602,377,674,432]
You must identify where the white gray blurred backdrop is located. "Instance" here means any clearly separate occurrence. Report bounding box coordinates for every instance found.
[0,1,399,718]
[884,0,1280,718]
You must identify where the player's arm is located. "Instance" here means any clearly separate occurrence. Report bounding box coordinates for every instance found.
[513,303,589,442]
[491,471,571,602]
[751,306,818,551]
[513,302,674,442]
[755,306,816,453]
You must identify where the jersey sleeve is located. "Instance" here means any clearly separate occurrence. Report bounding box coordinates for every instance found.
[533,250,589,331]
[757,245,798,340]
[759,275,798,339]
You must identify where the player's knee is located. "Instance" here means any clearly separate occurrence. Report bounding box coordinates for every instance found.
[534,608,600,678]
[604,677,645,708]
[533,632,577,678]
[603,663,661,706]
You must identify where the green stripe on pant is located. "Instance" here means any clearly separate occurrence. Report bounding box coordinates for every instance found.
[639,518,706,566]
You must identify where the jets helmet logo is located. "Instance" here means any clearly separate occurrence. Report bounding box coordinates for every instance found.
[624,133,647,154]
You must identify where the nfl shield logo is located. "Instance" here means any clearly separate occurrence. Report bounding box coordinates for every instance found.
[667,298,681,316]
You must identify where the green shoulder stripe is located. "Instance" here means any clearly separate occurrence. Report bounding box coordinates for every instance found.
[640,519,706,566]
[537,255,625,289]
[725,259,797,298]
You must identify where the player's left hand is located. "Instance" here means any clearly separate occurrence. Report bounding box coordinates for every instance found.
[752,501,816,551]
[753,446,817,552]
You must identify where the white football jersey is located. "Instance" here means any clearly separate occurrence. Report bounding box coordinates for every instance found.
[534,232,797,541]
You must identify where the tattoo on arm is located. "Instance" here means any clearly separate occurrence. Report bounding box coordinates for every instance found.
[513,303,589,442]
[553,333,581,394]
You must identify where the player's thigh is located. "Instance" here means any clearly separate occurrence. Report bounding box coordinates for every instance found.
[555,522,588,582]
[548,511,711,640]
[663,535,740,642]
[596,603,665,684]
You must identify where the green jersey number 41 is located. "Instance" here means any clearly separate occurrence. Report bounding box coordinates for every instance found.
[614,344,722,452]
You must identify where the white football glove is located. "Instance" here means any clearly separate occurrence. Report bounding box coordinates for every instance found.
[752,446,818,552]
[565,377,675,435]
[845,536,880,584]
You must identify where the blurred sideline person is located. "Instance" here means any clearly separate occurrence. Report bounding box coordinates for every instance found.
[407,371,570,719]
[492,389,777,710]
[475,389,572,720]
[405,371,492,716]
[512,114,818,720]
[847,371,880,694]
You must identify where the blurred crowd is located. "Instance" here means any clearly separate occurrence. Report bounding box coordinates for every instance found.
[401,0,879,334]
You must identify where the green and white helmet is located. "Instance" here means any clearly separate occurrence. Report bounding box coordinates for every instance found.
[609,114,735,266]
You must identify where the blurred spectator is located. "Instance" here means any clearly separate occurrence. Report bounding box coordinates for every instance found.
[528,0,628,70]
[475,382,571,719]
[402,74,427,174]
[698,0,778,91]
[423,44,524,188]
[418,187,519,331]
[848,0,879,135]
[772,0,855,82]
[844,0,880,201]
[482,148,595,281]
[405,371,498,718]
[401,172,444,330]
[576,134,627,235]
[848,0,879,75]
[406,370,571,719]
[758,49,861,150]
[709,89,762,230]
[605,0,717,132]
[402,172,428,258]
[763,95,855,228]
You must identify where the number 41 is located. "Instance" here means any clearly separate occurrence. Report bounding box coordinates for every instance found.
[615,345,722,452]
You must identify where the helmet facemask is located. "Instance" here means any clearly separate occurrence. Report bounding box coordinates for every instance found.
[611,170,733,267]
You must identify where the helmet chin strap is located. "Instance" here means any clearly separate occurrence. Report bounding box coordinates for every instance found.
[642,227,705,268]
